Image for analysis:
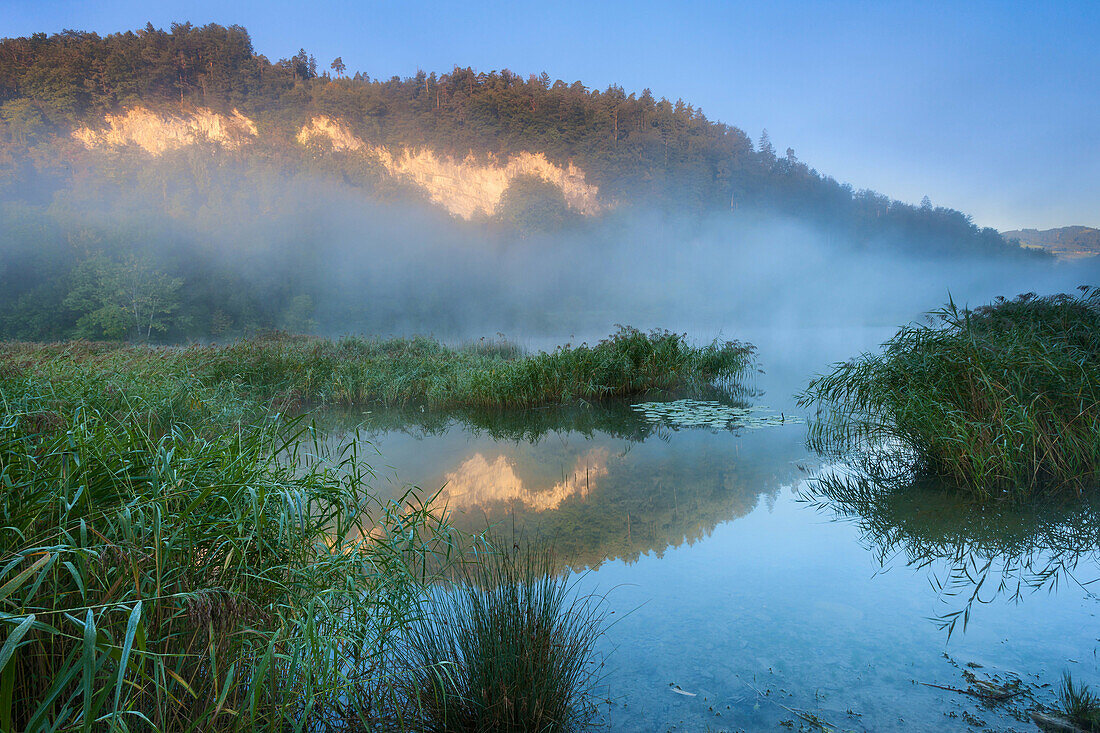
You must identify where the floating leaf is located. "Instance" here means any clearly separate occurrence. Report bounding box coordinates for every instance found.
[631,399,802,431]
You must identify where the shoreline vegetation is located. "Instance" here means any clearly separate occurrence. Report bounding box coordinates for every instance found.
[799,287,1100,500]
[0,326,745,730]
[398,544,607,732]
[0,391,453,730]
[0,326,754,414]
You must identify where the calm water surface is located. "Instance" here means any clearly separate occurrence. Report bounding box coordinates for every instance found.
[317,327,1099,731]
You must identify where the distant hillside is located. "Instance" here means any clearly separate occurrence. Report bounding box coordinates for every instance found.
[0,23,1047,342]
[0,23,1029,251]
[1002,226,1100,260]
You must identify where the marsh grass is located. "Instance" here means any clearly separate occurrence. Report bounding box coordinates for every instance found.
[0,373,453,731]
[0,326,754,414]
[798,288,1100,499]
[1059,673,1100,732]
[204,326,753,409]
[0,339,632,731]
[396,541,607,733]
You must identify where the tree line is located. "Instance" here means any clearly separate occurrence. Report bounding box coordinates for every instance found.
[0,23,1041,342]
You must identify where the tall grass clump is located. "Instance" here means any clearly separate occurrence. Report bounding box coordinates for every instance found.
[1058,673,1100,732]
[798,288,1100,500]
[0,339,264,433]
[0,385,451,730]
[396,542,606,733]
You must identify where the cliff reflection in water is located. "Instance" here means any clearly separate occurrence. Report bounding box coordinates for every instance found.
[439,447,610,512]
[803,471,1100,636]
[315,401,809,570]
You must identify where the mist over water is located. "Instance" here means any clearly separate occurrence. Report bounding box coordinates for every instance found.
[39,162,1098,350]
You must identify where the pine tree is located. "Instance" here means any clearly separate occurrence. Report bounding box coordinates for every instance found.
[758,129,776,162]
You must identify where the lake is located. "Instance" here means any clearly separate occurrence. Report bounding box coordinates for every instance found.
[316,327,1099,731]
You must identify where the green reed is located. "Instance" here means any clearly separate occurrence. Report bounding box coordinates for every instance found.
[799,288,1100,500]
[395,541,607,733]
[0,371,453,731]
[1059,673,1100,732]
[0,326,754,413]
[200,326,753,409]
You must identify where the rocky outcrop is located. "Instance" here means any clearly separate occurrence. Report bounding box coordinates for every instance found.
[73,107,257,154]
[72,110,603,219]
[297,115,602,219]
[296,116,364,152]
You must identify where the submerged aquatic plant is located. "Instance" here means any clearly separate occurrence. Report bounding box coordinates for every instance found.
[396,541,607,733]
[798,288,1100,499]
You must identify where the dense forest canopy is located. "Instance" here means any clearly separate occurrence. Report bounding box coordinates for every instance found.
[0,22,754,207]
[0,21,1033,221]
[0,23,1043,342]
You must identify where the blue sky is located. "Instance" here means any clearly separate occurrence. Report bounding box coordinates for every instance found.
[4,0,1097,230]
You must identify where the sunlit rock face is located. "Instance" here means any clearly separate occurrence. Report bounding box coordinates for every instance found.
[71,109,602,219]
[295,115,364,152]
[72,107,258,154]
[438,448,609,513]
[297,115,602,219]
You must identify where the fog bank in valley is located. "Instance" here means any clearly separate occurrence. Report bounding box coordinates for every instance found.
[3,163,1094,356]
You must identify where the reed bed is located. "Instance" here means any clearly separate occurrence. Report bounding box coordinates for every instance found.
[395,542,606,733]
[0,368,454,730]
[196,326,752,409]
[798,288,1100,500]
[0,342,621,731]
[0,326,754,413]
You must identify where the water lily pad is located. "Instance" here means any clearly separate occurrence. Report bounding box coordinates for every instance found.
[630,399,803,431]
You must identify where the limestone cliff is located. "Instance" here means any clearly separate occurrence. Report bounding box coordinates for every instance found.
[295,116,364,152]
[71,109,602,219]
[297,116,602,219]
[72,107,257,154]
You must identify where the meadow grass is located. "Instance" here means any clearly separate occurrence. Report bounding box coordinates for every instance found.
[395,541,606,733]
[0,326,754,413]
[798,288,1100,500]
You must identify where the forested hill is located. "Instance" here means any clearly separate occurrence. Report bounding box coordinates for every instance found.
[2,23,1021,251]
[0,23,1045,343]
